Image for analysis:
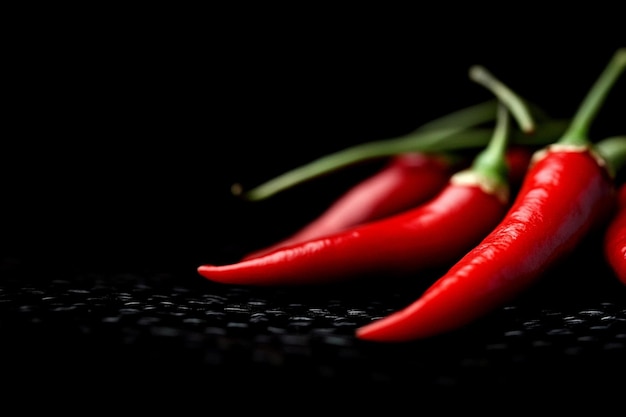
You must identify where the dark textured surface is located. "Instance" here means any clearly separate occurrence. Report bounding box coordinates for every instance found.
[2,229,625,406]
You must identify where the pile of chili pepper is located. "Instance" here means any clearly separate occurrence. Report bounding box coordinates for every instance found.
[199,48,626,342]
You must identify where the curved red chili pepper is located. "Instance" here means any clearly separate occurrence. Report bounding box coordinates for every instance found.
[243,147,533,261]
[604,182,626,284]
[356,48,626,342]
[198,61,545,285]
[198,91,532,285]
[356,146,617,342]
[199,175,509,285]
[242,152,454,260]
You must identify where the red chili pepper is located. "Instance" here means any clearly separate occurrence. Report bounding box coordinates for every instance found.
[356,48,626,342]
[198,63,544,285]
[604,180,626,284]
[198,101,518,285]
[243,146,533,261]
[242,152,455,260]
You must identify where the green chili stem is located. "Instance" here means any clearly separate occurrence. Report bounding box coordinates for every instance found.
[235,100,498,201]
[469,65,535,134]
[560,48,626,146]
[236,74,556,202]
[471,102,510,182]
[239,118,570,201]
[237,126,469,201]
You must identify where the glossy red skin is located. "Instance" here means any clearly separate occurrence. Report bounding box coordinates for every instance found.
[356,145,616,342]
[243,153,452,260]
[243,147,533,261]
[198,180,508,285]
[604,183,626,284]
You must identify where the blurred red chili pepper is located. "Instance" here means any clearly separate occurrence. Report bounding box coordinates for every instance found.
[604,179,626,284]
[198,62,543,285]
[242,152,456,260]
[198,101,518,285]
[356,48,626,342]
[243,146,534,261]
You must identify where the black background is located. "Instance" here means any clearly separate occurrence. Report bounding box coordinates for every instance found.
[2,7,625,408]
[4,10,624,275]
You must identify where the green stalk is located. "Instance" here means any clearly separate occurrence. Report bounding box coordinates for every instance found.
[235,100,497,201]
[470,102,510,186]
[469,65,535,134]
[559,48,626,146]
[237,118,570,201]
[468,63,539,184]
